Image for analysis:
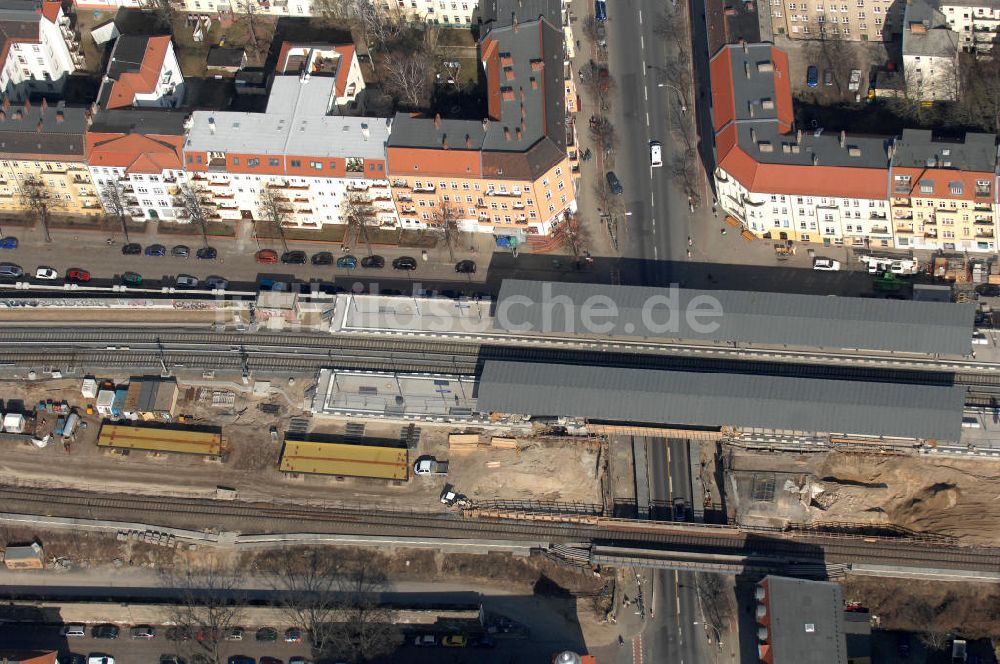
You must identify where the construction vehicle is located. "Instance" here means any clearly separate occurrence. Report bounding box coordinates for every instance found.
[873,272,902,292]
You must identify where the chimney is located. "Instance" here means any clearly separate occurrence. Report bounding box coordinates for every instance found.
[531,77,539,89]
[482,118,489,132]
[521,104,527,118]
[741,39,748,53]
[513,14,519,32]
[839,130,846,147]
[23,98,30,111]
[40,98,47,112]
[442,134,449,149]
[750,127,757,143]
[434,113,441,129]
[1,95,8,111]
[521,119,526,131]
[520,87,525,101]
[55,110,64,123]
[744,61,751,78]
[516,127,523,140]
[465,134,472,148]
[12,110,21,120]
[530,59,544,71]
[796,129,802,142]
[812,154,819,166]
[0,110,6,121]
[208,116,216,134]
[503,127,511,141]
[35,119,42,132]
[361,123,370,140]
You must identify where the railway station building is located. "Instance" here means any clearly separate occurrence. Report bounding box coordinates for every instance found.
[312,369,482,422]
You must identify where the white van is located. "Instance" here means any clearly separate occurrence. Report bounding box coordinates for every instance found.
[650,141,663,168]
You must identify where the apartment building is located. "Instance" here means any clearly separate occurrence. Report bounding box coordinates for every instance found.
[98,35,185,110]
[0,0,83,101]
[386,0,574,237]
[755,576,849,664]
[902,0,960,100]
[87,109,188,221]
[168,0,478,26]
[0,98,100,216]
[769,0,903,41]
[711,43,892,246]
[183,74,395,229]
[888,128,998,251]
[939,0,1000,52]
[275,41,365,108]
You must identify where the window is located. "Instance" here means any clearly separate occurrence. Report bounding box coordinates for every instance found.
[247,158,260,167]
[310,161,322,170]
[290,160,301,167]
[269,158,280,166]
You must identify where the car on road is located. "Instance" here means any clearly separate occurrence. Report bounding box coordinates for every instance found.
[61,624,87,637]
[121,271,142,286]
[673,498,687,521]
[121,243,142,255]
[0,237,17,249]
[206,276,228,290]
[281,250,307,264]
[166,626,193,641]
[255,249,279,263]
[196,246,218,260]
[0,263,23,278]
[824,70,833,86]
[66,268,90,283]
[392,256,418,270]
[145,244,166,257]
[171,245,190,258]
[87,656,114,664]
[813,257,842,271]
[311,251,333,265]
[224,627,245,641]
[336,254,358,269]
[159,657,186,664]
[283,628,303,643]
[595,0,607,21]
[92,624,120,639]
[442,635,468,647]
[649,140,663,168]
[259,658,283,664]
[606,171,623,195]
[175,275,199,288]
[361,254,385,269]
[34,266,58,280]
[255,627,278,642]
[455,260,476,274]
[807,65,819,87]
[130,625,155,639]
[288,658,311,664]
[413,634,437,647]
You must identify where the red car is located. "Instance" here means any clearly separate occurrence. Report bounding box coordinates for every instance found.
[66,268,90,283]
[255,249,279,263]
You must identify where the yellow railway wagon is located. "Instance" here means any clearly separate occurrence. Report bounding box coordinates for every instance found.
[97,424,225,457]
[279,440,409,480]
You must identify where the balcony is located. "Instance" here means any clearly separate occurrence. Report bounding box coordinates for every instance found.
[975,203,992,211]
[870,225,890,235]
[975,216,993,224]
[392,179,409,188]
[892,211,913,220]
[976,229,996,238]
[869,211,887,220]
[486,189,520,197]
[924,230,938,238]
[513,202,525,209]
[891,196,910,205]
[121,184,135,193]
[412,184,436,193]
[895,223,914,234]
[207,180,231,188]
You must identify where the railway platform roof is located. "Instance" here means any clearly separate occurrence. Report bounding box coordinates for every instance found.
[477,361,966,440]
[493,280,975,356]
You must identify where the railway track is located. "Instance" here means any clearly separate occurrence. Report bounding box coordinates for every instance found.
[2,485,999,572]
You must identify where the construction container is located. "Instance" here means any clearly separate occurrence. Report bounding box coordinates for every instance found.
[97,423,226,459]
[81,378,98,399]
[95,390,117,416]
[2,413,25,434]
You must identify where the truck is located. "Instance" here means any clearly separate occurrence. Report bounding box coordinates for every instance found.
[53,416,66,436]
[413,456,449,476]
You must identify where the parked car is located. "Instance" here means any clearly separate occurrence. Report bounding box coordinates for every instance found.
[361,254,385,269]
[824,69,833,86]
[649,140,663,168]
[288,658,311,664]
[226,658,254,664]
[311,251,333,265]
[121,272,142,286]
[813,257,842,271]
[66,268,90,283]
[336,255,358,269]
[0,237,17,249]
[224,628,245,641]
[393,256,418,270]
[159,657,186,664]
[259,658,283,664]
[87,656,114,664]
[34,266,58,280]
[196,247,218,260]
[206,276,229,290]
[130,625,155,639]
[977,283,1000,297]
[442,635,468,647]
[175,275,199,288]
[413,634,437,647]
[145,244,166,257]
[91,625,120,640]
[455,260,476,274]
[171,245,190,258]
[807,65,819,87]
[255,627,278,642]
[121,243,142,256]
[283,628,303,643]
[595,0,607,21]
[673,498,687,521]
[281,250,307,264]
[0,263,23,278]
[255,249,279,263]
[61,624,87,637]
[606,171,623,195]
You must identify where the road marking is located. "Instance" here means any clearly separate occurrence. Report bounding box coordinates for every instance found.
[642,58,647,71]
[645,111,650,125]
[651,192,655,207]
[633,635,644,664]
[644,87,648,102]
[641,34,645,50]
[654,245,659,258]
[639,8,643,23]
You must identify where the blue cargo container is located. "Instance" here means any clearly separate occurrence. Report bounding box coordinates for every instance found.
[595,0,607,21]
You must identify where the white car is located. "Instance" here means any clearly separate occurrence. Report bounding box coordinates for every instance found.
[649,140,663,168]
[88,657,115,664]
[34,266,58,280]
[813,258,842,271]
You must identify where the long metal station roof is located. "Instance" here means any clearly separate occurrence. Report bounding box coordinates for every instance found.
[493,280,974,356]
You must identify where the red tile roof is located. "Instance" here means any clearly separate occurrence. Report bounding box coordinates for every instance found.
[105,36,171,110]
[275,41,358,98]
[40,0,60,23]
[87,132,184,172]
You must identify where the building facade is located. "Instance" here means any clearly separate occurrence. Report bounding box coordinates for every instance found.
[98,35,185,109]
[275,42,365,108]
[769,0,903,41]
[170,0,478,26]
[902,0,960,101]
[0,0,82,101]
[937,0,1000,53]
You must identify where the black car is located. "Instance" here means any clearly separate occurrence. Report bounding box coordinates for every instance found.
[196,247,218,260]
[606,171,623,195]
[62,656,86,664]
[455,260,476,274]
[392,256,418,271]
[92,624,120,639]
[121,243,142,256]
[976,283,1000,298]
[311,251,334,265]
[282,250,307,264]
[361,255,385,269]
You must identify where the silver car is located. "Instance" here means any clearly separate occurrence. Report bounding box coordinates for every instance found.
[175,275,199,288]
[0,263,23,278]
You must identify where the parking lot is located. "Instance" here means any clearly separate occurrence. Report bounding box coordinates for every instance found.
[776,34,891,104]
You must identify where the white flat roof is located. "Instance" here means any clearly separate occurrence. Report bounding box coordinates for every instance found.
[314,369,481,421]
[333,294,494,335]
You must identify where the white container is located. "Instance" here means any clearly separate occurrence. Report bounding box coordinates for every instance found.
[96,390,116,415]
[82,378,99,399]
[3,413,25,434]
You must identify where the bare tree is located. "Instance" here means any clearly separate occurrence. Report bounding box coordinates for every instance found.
[19,175,61,243]
[342,191,377,256]
[551,213,589,258]
[257,186,290,253]
[671,148,701,208]
[431,198,462,261]
[581,61,617,111]
[142,0,175,30]
[160,562,246,664]
[100,179,130,243]
[236,0,262,54]
[582,16,599,44]
[589,116,617,151]
[311,0,362,23]
[918,631,951,651]
[267,551,403,663]
[360,2,406,51]
[694,573,731,645]
[382,52,431,108]
[179,184,214,247]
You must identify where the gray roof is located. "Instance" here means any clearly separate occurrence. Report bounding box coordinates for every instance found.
[727,43,784,124]
[0,101,89,157]
[0,0,43,23]
[207,46,245,68]
[494,280,975,355]
[763,576,847,664]
[387,114,487,152]
[903,0,959,57]
[892,128,998,172]
[479,0,561,28]
[90,108,188,135]
[477,361,966,440]
[736,122,891,169]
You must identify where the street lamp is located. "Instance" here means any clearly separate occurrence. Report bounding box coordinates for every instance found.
[657,82,688,113]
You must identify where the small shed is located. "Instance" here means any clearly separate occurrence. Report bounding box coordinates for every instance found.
[3,413,25,434]
[81,377,99,399]
[91,19,120,46]
[207,47,247,73]
[3,542,43,570]
[96,390,117,416]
